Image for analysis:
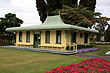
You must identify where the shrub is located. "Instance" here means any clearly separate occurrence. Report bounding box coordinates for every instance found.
[66,45,70,50]
[77,45,94,49]
[66,45,95,50]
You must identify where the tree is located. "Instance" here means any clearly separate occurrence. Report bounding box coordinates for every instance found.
[36,0,78,23]
[79,0,96,12]
[92,12,110,41]
[105,25,110,42]
[36,0,47,23]
[36,0,62,22]
[50,5,94,28]
[36,0,96,23]
[0,13,23,34]
[46,0,62,14]
[61,0,77,7]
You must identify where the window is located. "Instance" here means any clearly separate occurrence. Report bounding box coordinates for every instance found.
[45,31,50,43]
[80,33,83,38]
[71,32,76,43]
[26,31,30,42]
[84,33,88,43]
[19,31,22,42]
[56,31,61,44]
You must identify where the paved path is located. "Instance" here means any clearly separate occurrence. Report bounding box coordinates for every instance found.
[1,46,76,55]
[73,54,110,60]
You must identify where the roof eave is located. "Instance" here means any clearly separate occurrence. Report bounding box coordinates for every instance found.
[6,27,99,33]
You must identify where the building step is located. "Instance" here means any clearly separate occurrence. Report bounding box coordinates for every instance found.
[1,46,76,55]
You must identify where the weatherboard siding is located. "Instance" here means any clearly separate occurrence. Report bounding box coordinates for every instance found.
[66,31,89,45]
[40,30,66,50]
[15,31,33,47]
[76,32,84,45]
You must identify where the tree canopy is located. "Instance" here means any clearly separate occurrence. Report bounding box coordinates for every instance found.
[50,5,94,28]
[61,0,77,7]
[80,0,96,12]
[0,13,23,34]
[36,0,96,23]
[93,12,110,41]
[36,0,47,23]
[46,0,62,13]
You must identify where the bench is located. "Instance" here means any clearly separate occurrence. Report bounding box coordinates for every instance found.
[15,43,33,48]
[38,45,65,50]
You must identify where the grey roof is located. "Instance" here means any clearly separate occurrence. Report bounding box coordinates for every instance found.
[6,15,98,33]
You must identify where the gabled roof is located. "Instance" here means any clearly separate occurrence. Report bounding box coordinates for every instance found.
[6,15,98,33]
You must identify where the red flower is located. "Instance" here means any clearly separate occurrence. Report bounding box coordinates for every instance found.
[46,58,110,73]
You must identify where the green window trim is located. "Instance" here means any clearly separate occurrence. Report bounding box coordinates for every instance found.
[26,31,30,42]
[65,31,67,39]
[45,31,50,43]
[56,31,61,44]
[19,31,22,42]
[39,31,41,44]
[33,32,35,48]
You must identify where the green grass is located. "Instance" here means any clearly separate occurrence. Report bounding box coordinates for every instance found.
[0,48,89,73]
[82,45,110,56]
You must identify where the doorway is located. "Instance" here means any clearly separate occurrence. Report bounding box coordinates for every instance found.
[34,34,40,48]
[71,32,76,43]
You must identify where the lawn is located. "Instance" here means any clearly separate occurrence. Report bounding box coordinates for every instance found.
[82,45,110,56]
[0,47,89,73]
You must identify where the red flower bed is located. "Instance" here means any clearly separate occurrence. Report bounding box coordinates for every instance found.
[46,58,110,73]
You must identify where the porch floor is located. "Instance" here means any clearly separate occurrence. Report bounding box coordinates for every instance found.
[1,46,77,55]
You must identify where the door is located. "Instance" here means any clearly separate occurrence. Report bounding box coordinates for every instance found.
[34,34,40,48]
[71,32,76,43]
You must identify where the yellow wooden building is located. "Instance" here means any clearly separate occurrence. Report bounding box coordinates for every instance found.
[6,15,98,50]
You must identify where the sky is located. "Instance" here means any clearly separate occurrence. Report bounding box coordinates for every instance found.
[0,0,110,27]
